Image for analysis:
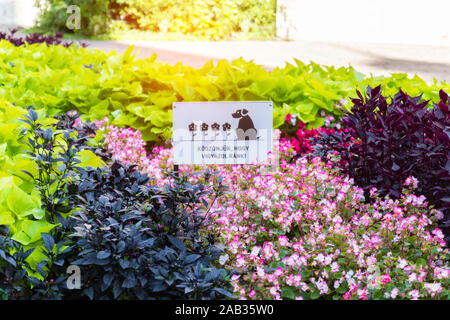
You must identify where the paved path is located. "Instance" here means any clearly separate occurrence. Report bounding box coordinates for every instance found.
[84,39,450,84]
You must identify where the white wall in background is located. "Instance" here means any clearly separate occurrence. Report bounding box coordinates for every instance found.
[277,0,450,46]
[0,0,39,28]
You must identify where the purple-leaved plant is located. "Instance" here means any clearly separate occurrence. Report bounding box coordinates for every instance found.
[324,86,450,243]
[0,29,87,48]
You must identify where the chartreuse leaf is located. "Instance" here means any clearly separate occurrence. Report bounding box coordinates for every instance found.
[308,97,331,112]
[0,177,42,219]
[273,108,287,128]
[0,40,449,148]
[0,123,20,144]
[151,93,177,108]
[3,183,43,219]
[89,99,110,119]
[39,116,60,126]
[309,79,340,101]
[0,142,6,158]
[22,245,50,278]
[295,102,319,123]
[0,203,15,225]
[76,150,106,168]
[172,79,198,100]
[0,99,25,123]
[11,219,57,246]
[307,117,326,129]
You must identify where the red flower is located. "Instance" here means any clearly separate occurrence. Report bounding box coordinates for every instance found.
[285,113,292,123]
[297,121,306,130]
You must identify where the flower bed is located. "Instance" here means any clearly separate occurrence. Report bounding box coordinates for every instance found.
[96,121,450,300]
[0,40,448,300]
[210,157,448,300]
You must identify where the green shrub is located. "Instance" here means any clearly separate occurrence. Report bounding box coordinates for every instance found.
[35,0,277,40]
[35,0,112,36]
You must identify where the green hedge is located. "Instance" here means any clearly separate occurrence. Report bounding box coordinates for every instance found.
[35,0,277,40]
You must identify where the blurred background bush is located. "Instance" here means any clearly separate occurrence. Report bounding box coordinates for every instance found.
[34,0,277,40]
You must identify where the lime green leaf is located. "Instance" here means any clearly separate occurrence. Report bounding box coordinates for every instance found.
[11,220,57,246]
[76,150,106,168]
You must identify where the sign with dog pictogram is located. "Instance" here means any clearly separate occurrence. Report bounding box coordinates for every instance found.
[173,101,273,165]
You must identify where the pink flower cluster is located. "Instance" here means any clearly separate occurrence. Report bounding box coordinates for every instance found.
[103,125,150,170]
[99,123,449,300]
[207,156,448,300]
[85,118,151,171]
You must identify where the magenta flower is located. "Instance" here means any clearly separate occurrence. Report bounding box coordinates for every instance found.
[381,274,392,284]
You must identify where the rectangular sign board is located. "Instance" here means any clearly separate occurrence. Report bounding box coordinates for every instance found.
[173,101,273,165]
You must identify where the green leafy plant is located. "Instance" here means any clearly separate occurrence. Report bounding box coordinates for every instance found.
[0,40,449,147]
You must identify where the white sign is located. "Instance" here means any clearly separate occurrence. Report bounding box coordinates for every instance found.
[173,101,273,165]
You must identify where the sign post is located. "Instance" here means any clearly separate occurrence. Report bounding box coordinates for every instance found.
[172,101,273,167]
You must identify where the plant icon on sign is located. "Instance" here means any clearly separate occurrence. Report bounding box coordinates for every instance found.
[188,122,197,140]
[223,122,231,139]
[201,123,209,131]
[201,123,209,139]
[211,122,220,140]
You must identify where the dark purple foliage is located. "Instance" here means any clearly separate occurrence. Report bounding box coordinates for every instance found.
[0,29,87,48]
[326,86,450,242]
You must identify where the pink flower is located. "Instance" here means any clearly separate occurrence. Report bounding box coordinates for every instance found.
[369,187,379,198]
[342,291,352,300]
[269,286,279,296]
[390,288,399,299]
[405,176,419,189]
[409,290,420,300]
[432,228,445,239]
[73,117,82,127]
[278,235,290,247]
[339,98,348,106]
[274,267,284,277]
[434,210,444,220]
[331,262,340,273]
[424,282,442,297]
[357,287,369,300]
[381,274,391,284]
[231,275,241,282]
